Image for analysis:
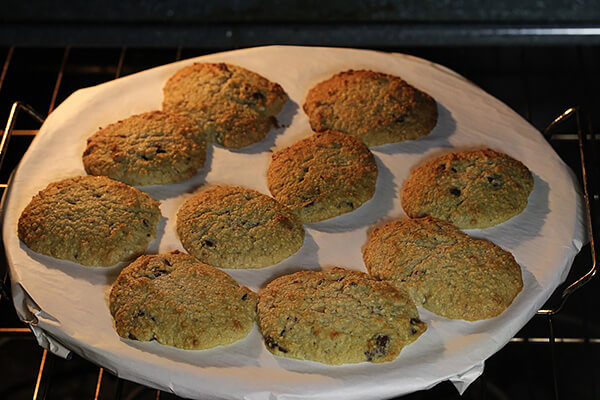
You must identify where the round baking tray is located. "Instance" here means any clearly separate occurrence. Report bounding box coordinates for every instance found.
[3,46,585,399]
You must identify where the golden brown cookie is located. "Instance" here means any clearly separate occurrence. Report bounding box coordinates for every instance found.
[257,267,426,364]
[176,186,304,269]
[401,148,534,229]
[17,176,161,267]
[303,70,438,147]
[163,62,288,149]
[109,251,257,349]
[363,217,523,321]
[83,111,206,186]
[267,131,378,223]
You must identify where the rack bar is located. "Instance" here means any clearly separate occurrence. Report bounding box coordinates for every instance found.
[32,349,51,400]
[0,327,30,334]
[48,46,70,115]
[93,368,103,400]
[115,47,126,79]
[538,107,598,316]
[0,46,14,94]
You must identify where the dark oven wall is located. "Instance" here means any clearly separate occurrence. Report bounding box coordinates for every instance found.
[0,2,599,400]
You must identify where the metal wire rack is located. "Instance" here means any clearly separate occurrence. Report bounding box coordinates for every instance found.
[0,45,598,400]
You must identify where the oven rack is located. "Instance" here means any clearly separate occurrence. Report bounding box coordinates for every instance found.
[0,45,598,400]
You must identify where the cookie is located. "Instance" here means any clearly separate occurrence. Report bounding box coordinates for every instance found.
[303,70,438,147]
[257,267,426,364]
[401,148,534,229]
[176,186,304,269]
[17,176,161,267]
[163,62,288,149]
[363,217,523,321]
[83,111,206,186]
[267,131,378,223]
[109,251,257,349]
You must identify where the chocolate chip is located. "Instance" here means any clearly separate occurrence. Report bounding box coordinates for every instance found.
[162,258,172,267]
[142,219,149,227]
[394,113,407,123]
[156,146,167,154]
[141,154,150,161]
[339,201,354,209]
[241,293,249,301]
[264,336,289,353]
[449,188,461,196]
[153,266,169,278]
[280,329,286,336]
[128,333,137,340]
[487,175,504,188]
[364,334,390,361]
[252,92,266,101]
[202,239,215,248]
[451,167,457,173]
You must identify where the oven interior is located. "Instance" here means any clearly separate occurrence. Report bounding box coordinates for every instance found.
[0,19,598,400]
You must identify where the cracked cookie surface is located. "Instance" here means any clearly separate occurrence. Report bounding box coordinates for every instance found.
[267,131,378,223]
[401,148,534,229]
[17,175,161,267]
[163,62,288,149]
[257,267,426,364]
[363,217,523,321]
[303,69,438,147]
[83,111,206,186]
[109,251,257,349]
[176,186,304,269]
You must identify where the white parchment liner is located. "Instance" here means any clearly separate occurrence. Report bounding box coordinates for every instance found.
[2,46,585,399]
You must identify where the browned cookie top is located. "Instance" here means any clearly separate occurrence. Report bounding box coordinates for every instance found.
[163,62,288,149]
[83,111,206,186]
[303,70,438,147]
[363,217,523,321]
[401,148,534,229]
[267,131,378,223]
[257,267,426,364]
[110,251,257,349]
[17,175,161,267]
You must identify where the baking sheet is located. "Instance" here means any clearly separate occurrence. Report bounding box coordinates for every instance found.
[2,46,585,399]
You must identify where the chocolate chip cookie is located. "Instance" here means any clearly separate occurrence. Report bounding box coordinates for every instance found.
[83,111,206,186]
[176,186,304,269]
[363,217,523,321]
[257,267,426,364]
[17,176,161,267]
[267,131,378,223]
[163,62,288,149]
[110,251,257,349]
[401,148,534,229]
[303,70,438,147]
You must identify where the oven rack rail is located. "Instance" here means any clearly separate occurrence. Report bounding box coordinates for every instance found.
[0,45,598,400]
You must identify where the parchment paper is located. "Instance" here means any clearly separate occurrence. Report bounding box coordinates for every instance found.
[2,46,585,400]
